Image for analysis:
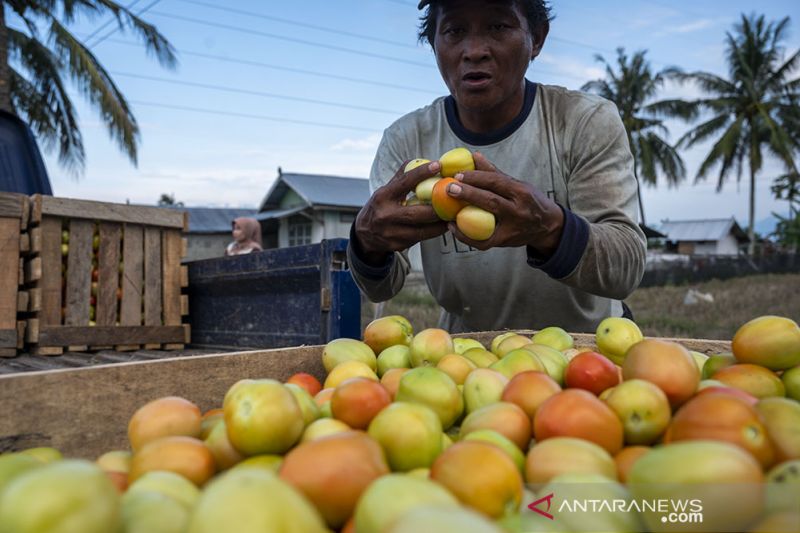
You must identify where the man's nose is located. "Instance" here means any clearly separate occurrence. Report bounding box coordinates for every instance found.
[461,33,491,62]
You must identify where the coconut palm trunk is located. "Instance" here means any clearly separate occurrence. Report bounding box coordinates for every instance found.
[748,156,756,256]
[0,1,12,113]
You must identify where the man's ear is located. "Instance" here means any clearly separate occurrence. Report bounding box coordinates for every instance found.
[531,21,549,60]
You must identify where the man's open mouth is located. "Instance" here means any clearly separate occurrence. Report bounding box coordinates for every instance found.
[462,72,492,85]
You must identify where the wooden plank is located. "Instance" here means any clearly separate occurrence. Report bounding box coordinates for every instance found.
[162,230,182,327]
[0,344,326,457]
[0,192,24,218]
[24,256,41,284]
[31,195,185,229]
[143,228,162,326]
[20,196,29,230]
[39,218,62,326]
[30,226,41,254]
[120,225,144,326]
[180,265,189,288]
[17,291,28,313]
[0,348,15,358]
[64,220,92,327]
[28,288,41,312]
[16,321,24,349]
[25,318,39,343]
[180,295,189,316]
[19,232,29,254]
[96,223,121,327]
[0,219,20,331]
[39,326,186,346]
[0,330,16,349]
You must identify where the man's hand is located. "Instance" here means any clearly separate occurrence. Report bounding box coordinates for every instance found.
[354,160,449,265]
[445,152,565,255]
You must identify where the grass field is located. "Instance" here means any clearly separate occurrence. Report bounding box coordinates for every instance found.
[360,273,800,341]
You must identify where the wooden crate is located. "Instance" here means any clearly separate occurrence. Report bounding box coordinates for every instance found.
[0,331,730,458]
[0,192,30,357]
[24,195,190,355]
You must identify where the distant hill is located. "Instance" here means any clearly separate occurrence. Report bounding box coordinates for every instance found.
[754,214,780,238]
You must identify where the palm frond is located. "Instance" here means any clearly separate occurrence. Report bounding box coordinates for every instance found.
[48,17,140,164]
[677,114,731,149]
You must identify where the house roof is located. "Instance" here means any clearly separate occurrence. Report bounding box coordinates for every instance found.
[183,207,258,234]
[659,217,749,243]
[259,172,370,211]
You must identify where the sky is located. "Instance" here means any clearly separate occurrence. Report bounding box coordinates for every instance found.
[9,0,800,232]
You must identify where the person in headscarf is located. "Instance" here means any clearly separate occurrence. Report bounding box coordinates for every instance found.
[225,217,263,256]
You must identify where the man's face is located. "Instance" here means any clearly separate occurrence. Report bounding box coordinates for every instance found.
[433,0,535,114]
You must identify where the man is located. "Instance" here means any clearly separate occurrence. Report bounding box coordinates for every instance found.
[347,0,646,333]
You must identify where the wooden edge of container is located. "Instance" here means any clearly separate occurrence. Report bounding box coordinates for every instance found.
[0,344,326,457]
[31,195,186,229]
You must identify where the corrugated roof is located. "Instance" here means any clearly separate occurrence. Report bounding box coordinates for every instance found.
[253,205,307,221]
[659,217,749,243]
[183,207,257,233]
[259,172,369,211]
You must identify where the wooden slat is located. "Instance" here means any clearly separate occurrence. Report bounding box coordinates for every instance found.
[0,345,326,457]
[120,225,144,326]
[0,330,16,349]
[180,265,189,288]
[162,230,182,326]
[28,288,41,312]
[31,195,185,229]
[64,220,92,327]
[39,218,62,327]
[29,226,41,254]
[17,291,28,313]
[39,326,186,346]
[0,219,20,332]
[0,192,24,218]
[19,233,29,254]
[96,223,121,326]
[16,321,24,350]
[24,256,40,284]
[143,228,162,326]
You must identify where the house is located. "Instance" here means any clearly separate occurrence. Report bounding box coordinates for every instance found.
[256,170,370,248]
[659,217,750,256]
[183,207,257,261]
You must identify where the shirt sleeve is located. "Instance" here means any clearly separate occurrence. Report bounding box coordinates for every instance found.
[530,99,646,299]
[346,128,412,303]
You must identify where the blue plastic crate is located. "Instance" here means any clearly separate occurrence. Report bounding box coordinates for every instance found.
[186,238,360,349]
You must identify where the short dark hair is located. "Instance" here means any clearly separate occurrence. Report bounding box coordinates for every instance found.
[417,0,553,48]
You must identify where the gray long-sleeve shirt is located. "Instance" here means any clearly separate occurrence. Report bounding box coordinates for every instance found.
[348,81,647,333]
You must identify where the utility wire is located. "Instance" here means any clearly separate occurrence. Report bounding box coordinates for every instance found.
[99,38,443,95]
[171,0,420,51]
[129,100,380,133]
[111,71,405,115]
[89,0,163,49]
[148,10,437,69]
[82,0,143,46]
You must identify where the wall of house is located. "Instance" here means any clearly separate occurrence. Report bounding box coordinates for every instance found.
[186,234,230,262]
[715,234,740,255]
[279,190,305,209]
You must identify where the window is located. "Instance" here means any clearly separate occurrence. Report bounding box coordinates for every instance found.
[288,215,312,246]
[339,212,356,224]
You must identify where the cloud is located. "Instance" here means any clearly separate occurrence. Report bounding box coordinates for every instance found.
[537,53,605,83]
[656,19,717,36]
[330,133,382,152]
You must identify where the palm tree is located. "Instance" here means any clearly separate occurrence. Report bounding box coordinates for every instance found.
[582,48,689,226]
[667,14,800,255]
[0,0,177,174]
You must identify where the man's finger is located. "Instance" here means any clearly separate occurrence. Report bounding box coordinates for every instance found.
[446,181,513,214]
[396,204,442,225]
[397,221,449,244]
[446,222,494,250]
[473,151,498,172]
[454,170,519,201]
[387,160,442,198]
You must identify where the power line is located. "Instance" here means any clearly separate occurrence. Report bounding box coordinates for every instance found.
[111,71,405,115]
[89,0,163,49]
[82,0,143,46]
[129,100,380,133]
[147,10,437,69]
[171,0,420,51]
[99,38,443,95]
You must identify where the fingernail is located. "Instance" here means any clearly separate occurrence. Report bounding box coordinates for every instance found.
[448,183,462,196]
[454,173,464,181]
[429,161,440,172]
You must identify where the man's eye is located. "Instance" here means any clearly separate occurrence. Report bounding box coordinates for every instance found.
[491,23,511,31]
[443,27,465,35]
